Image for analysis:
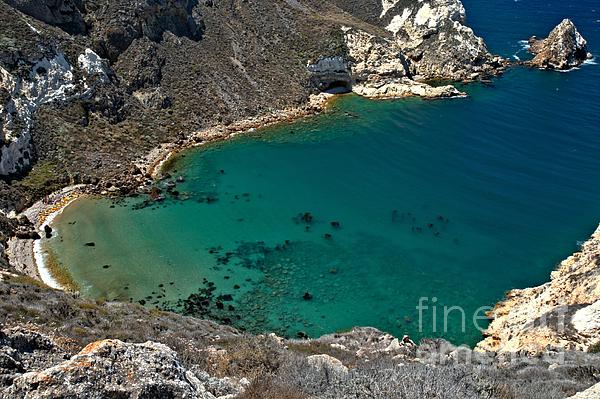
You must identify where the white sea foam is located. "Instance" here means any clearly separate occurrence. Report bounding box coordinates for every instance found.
[512,40,531,61]
[518,40,530,50]
[34,196,81,290]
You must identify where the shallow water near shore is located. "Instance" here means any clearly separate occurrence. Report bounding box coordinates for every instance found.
[45,1,600,346]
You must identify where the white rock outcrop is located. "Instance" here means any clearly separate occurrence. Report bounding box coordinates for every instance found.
[380,0,502,80]
[342,26,465,99]
[0,49,110,176]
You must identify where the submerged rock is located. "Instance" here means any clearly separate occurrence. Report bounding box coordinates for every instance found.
[528,19,592,70]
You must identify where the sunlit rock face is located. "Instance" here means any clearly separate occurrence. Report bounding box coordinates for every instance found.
[0,49,111,176]
[528,19,592,70]
[380,0,504,80]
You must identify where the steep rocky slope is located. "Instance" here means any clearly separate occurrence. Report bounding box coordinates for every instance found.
[0,0,502,193]
[478,225,600,354]
[1,1,599,397]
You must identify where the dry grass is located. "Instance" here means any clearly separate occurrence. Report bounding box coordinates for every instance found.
[236,378,307,399]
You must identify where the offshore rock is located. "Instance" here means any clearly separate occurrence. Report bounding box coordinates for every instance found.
[477,225,600,354]
[528,19,592,70]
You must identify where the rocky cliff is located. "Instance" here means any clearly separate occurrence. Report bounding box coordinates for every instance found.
[478,225,600,354]
[0,0,502,188]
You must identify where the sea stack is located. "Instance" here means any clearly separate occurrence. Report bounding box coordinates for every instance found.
[528,19,592,70]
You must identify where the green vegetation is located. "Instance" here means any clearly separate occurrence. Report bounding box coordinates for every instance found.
[15,161,67,198]
[588,341,600,353]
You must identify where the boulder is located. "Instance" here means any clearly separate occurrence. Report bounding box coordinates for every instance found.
[6,339,215,398]
[528,19,592,70]
[307,354,348,375]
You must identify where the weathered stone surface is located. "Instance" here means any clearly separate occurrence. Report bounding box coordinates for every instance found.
[528,19,592,70]
[307,56,352,93]
[4,0,86,34]
[353,78,465,99]
[6,339,210,398]
[567,382,600,399]
[379,0,505,80]
[477,224,600,354]
[342,25,466,99]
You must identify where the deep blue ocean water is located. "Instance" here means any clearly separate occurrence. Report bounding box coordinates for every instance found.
[46,1,600,346]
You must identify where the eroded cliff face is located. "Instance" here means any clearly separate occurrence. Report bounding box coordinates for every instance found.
[0,0,504,186]
[377,0,504,80]
[0,50,112,176]
[477,225,600,354]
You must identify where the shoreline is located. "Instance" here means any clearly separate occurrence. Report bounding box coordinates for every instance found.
[7,185,89,291]
[138,92,336,179]
[5,89,599,354]
[7,93,336,292]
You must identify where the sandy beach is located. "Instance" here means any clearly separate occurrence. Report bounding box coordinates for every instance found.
[5,93,335,292]
[7,185,87,290]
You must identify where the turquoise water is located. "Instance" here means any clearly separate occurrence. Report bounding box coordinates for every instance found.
[46,1,600,346]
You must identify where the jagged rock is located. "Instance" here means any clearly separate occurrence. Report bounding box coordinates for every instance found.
[353,78,465,99]
[5,339,219,398]
[528,19,592,70]
[0,47,113,176]
[87,0,205,62]
[311,327,415,359]
[477,224,600,354]
[133,88,172,109]
[4,0,86,34]
[380,0,505,80]
[343,27,409,81]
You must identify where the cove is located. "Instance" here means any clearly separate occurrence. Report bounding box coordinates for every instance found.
[44,0,600,346]
[45,61,600,346]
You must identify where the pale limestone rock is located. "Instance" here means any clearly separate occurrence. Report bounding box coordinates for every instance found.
[0,49,111,176]
[382,0,501,80]
[6,339,243,398]
[567,382,600,399]
[343,27,408,81]
[353,78,465,99]
[477,225,600,354]
[307,354,348,374]
[380,0,402,18]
